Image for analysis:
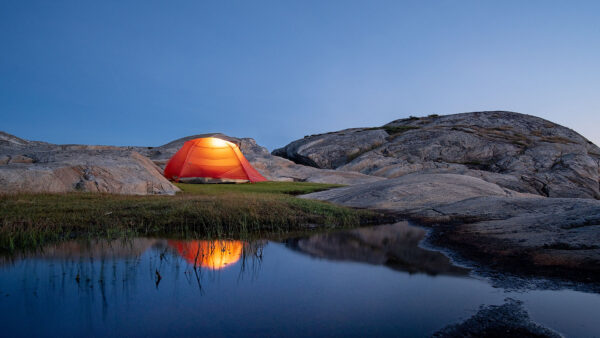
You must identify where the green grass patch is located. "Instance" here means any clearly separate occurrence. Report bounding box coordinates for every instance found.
[175,181,343,195]
[0,182,385,252]
[383,125,420,135]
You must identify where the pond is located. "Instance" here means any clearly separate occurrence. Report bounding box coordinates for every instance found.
[0,222,599,337]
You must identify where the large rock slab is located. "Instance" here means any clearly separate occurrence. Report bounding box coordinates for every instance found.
[0,133,179,195]
[301,172,534,211]
[272,128,388,169]
[276,111,600,199]
[301,173,600,281]
[412,195,600,277]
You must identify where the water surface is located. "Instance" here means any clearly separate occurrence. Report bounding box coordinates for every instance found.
[1,222,599,337]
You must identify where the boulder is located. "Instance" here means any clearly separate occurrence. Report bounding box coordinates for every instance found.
[301,172,535,211]
[276,111,600,199]
[0,134,179,195]
[272,128,388,169]
[434,299,562,337]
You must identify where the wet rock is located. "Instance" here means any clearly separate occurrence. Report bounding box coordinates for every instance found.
[412,196,600,279]
[433,298,562,337]
[301,174,600,281]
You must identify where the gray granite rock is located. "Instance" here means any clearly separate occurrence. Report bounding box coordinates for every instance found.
[301,172,536,211]
[272,128,388,169]
[301,173,600,278]
[0,131,382,195]
[412,196,600,275]
[0,133,179,195]
[276,111,600,199]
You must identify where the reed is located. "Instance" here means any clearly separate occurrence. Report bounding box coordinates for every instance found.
[0,182,384,251]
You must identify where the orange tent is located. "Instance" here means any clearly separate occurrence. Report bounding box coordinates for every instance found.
[168,240,244,270]
[163,137,267,183]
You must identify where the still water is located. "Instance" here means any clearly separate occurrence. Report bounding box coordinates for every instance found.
[0,222,599,337]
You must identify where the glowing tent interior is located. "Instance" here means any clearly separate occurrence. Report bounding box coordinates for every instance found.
[168,240,244,270]
[163,137,267,183]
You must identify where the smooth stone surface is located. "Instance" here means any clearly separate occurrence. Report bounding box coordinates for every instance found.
[272,128,388,169]
[276,111,600,199]
[301,172,535,211]
[0,132,179,195]
[412,196,600,276]
[301,173,600,278]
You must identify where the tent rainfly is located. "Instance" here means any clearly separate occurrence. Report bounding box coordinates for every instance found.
[163,137,267,183]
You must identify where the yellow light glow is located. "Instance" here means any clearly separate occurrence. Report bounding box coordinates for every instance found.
[207,137,229,148]
[169,240,244,270]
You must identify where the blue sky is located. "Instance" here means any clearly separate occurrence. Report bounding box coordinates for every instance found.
[1,0,599,150]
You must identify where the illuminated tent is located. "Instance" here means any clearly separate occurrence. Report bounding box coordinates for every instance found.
[163,137,267,183]
[168,240,244,270]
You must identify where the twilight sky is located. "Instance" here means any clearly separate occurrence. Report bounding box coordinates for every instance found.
[1,0,599,150]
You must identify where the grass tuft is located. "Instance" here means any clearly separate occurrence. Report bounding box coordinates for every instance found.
[0,182,384,252]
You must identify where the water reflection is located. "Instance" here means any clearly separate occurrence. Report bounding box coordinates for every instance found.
[168,240,244,270]
[1,225,598,337]
[287,221,469,276]
[0,238,159,264]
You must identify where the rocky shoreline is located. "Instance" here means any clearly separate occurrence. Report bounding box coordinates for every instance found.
[283,111,600,289]
[2,111,599,292]
[301,173,600,289]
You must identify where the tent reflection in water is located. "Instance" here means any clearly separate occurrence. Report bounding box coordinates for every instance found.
[169,240,244,270]
[163,137,267,183]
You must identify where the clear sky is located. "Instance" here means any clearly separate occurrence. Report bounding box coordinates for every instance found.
[1,1,599,150]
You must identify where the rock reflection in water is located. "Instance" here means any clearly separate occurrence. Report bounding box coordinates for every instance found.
[0,238,159,265]
[287,221,469,276]
[0,238,264,286]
